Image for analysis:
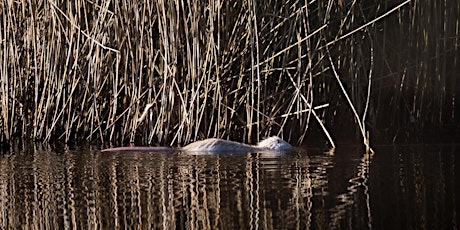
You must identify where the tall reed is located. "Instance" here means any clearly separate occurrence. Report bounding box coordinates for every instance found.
[0,0,456,148]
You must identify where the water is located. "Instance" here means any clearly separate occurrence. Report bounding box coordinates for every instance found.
[0,145,457,229]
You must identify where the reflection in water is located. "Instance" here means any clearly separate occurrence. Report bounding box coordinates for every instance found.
[371,145,459,230]
[0,146,457,229]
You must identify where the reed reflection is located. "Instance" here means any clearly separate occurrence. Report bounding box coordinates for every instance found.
[0,146,456,229]
[370,145,458,229]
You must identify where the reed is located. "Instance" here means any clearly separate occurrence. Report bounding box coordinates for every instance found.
[0,0,457,148]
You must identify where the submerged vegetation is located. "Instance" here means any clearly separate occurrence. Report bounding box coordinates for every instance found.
[0,0,458,148]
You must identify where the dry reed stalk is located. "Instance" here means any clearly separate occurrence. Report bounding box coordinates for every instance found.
[2,0,454,149]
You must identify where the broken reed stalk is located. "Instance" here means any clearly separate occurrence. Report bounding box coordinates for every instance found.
[327,48,369,151]
[3,0,451,149]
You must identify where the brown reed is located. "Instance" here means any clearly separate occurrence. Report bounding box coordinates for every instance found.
[0,0,457,148]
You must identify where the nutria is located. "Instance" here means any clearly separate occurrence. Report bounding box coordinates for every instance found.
[101,136,292,152]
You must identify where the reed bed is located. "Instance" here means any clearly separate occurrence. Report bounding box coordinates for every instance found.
[0,0,457,148]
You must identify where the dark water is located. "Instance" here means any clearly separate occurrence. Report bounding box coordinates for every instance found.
[0,145,458,229]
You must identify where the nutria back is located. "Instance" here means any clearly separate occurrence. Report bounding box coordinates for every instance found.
[181,136,292,152]
[180,138,255,152]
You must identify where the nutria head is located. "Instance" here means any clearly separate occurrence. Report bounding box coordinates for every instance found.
[256,136,293,150]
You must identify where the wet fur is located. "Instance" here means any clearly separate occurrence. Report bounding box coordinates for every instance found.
[101,136,292,152]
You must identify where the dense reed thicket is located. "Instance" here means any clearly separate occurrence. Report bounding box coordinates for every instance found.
[0,0,458,147]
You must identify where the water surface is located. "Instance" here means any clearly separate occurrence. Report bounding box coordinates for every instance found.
[0,145,457,229]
